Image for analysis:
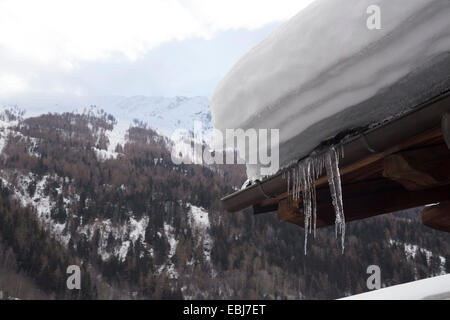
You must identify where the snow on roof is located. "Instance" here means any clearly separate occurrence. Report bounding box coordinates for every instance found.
[210,0,450,179]
[340,274,450,300]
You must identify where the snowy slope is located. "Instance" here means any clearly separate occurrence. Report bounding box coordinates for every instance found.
[341,274,450,300]
[108,96,211,138]
[210,0,450,178]
[0,105,22,153]
[0,95,212,164]
[1,95,212,139]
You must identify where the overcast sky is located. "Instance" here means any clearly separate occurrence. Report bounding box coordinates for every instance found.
[0,0,315,100]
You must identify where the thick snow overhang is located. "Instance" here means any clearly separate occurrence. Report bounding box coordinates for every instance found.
[221,91,450,232]
[210,1,450,233]
[210,0,450,180]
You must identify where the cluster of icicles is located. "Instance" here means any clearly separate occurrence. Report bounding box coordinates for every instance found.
[283,145,345,254]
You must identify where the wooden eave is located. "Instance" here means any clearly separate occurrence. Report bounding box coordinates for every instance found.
[221,91,450,232]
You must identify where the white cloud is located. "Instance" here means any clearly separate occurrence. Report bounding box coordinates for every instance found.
[180,0,312,32]
[0,73,29,95]
[0,0,315,96]
[0,0,314,63]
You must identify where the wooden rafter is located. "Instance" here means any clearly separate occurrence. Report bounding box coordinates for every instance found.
[273,125,450,232]
[422,202,450,232]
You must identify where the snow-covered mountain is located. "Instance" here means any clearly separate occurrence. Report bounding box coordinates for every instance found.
[95,95,212,138]
[0,94,212,139]
[0,105,221,299]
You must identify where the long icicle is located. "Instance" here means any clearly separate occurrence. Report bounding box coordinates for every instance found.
[286,145,346,254]
[325,146,345,253]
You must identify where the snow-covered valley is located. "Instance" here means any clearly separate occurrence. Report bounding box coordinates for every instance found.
[0,102,448,300]
[0,104,221,299]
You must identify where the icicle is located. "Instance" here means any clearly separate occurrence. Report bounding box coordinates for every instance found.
[285,144,346,255]
[311,161,317,238]
[325,146,345,254]
[287,170,291,208]
[289,157,317,254]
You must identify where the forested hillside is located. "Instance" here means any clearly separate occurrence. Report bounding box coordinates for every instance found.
[0,107,448,299]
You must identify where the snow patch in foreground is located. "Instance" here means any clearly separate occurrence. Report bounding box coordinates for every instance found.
[341,274,450,300]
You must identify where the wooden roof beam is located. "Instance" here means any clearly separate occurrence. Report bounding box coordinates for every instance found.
[278,180,450,229]
[422,202,450,232]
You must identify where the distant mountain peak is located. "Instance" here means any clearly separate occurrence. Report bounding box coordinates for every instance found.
[0,94,212,139]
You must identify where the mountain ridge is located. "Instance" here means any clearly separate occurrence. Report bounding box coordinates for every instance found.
[1,94,212,139]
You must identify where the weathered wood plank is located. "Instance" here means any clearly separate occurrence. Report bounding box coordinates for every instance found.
[316,182,450,227]
[382,153,438,190]
[277,198,330,228]
[278,180,450,229]
[262,126,444,207]
[422,202,450,232]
